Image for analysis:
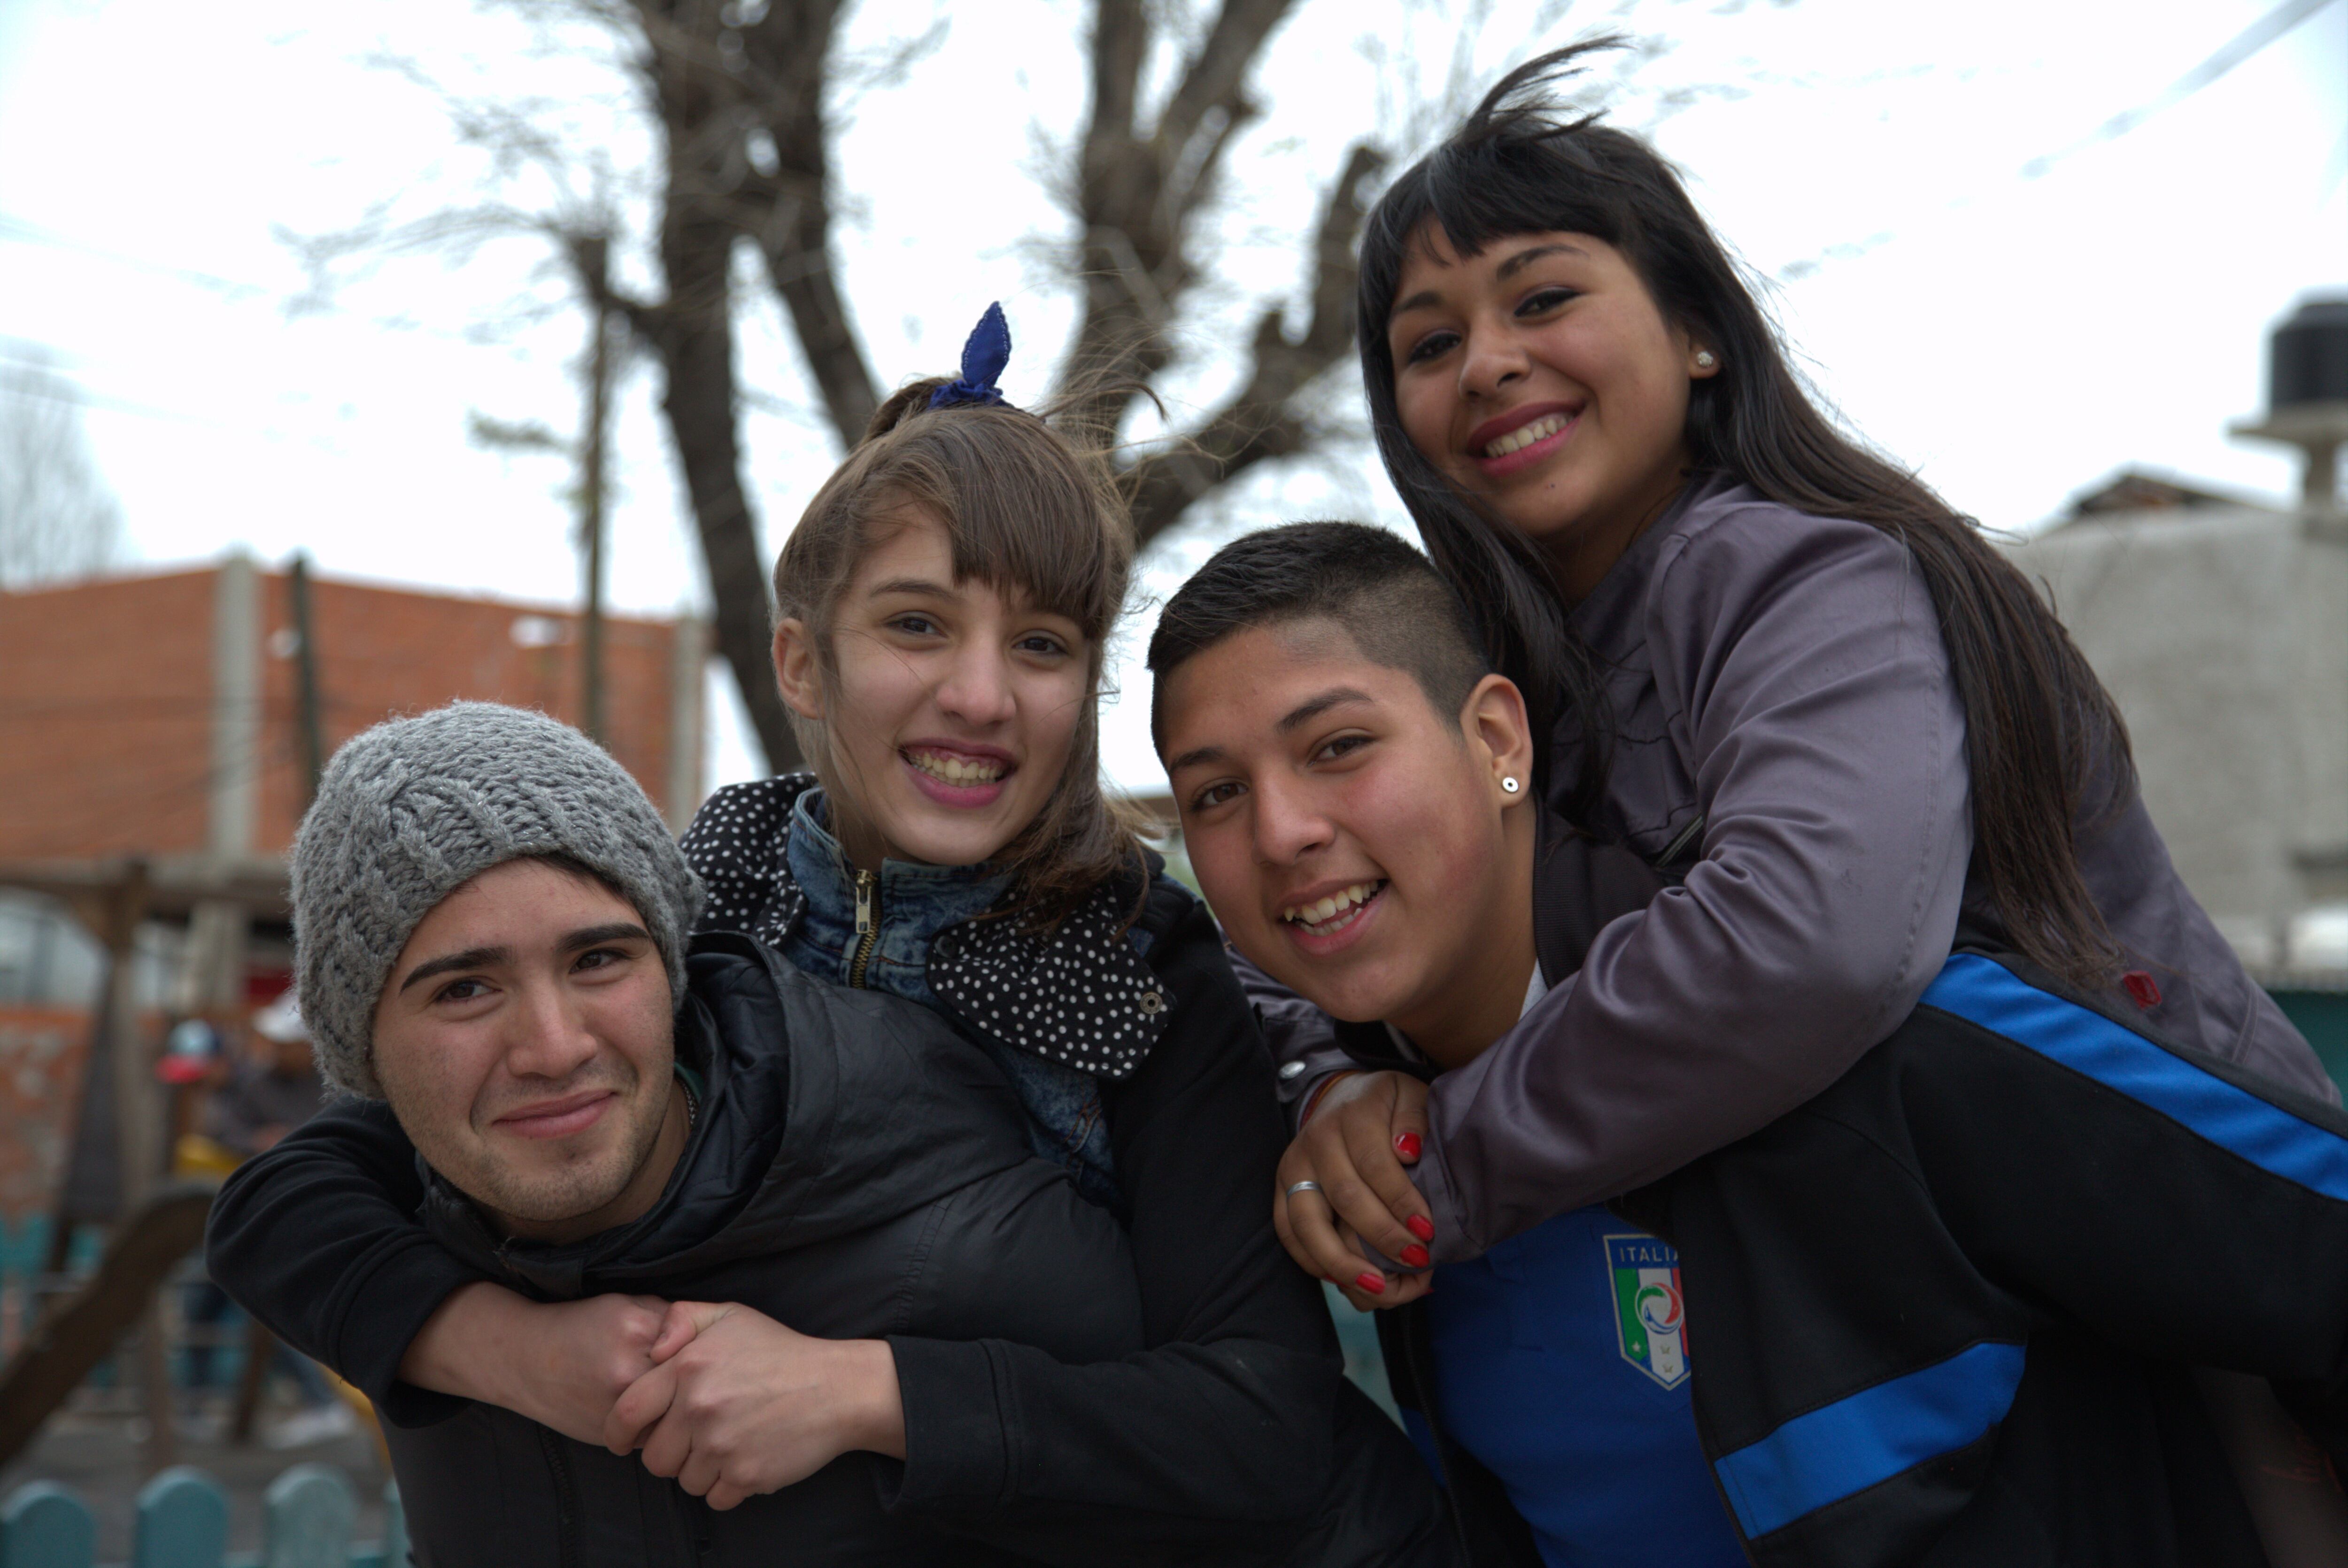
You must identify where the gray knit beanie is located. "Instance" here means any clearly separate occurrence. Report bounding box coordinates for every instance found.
[293,702,703,1099]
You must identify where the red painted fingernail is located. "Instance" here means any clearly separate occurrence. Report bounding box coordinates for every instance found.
[1399,1244,1430,1268]
[1354,1271,1386,1295]
[1406,1214,1435,1242]
[1395,1132,1422,1160]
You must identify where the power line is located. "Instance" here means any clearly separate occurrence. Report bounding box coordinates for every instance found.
[0,215,275,306]
[0,349,214,427]
[0,210,520,348]
[2018,0,2340,183]
[1778,0,2342,281]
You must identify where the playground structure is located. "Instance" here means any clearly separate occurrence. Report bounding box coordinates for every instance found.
[0,1190,215,1471]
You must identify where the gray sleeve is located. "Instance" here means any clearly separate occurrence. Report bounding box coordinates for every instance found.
[1230,946,1355,1116]
[1417,507,1974,1261]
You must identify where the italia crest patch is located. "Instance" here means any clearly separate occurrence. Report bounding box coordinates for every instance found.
[1605,1233,1690,1389]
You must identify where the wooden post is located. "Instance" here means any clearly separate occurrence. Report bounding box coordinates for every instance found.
[578,234,613,745]
[88,863,178,1476]
[287,554,326,802]
[228,1318,274,1447]
[92,863,156,1212]
[0,1188,212,1471]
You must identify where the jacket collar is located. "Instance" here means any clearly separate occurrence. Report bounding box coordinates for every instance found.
[1561,470,1735,649]
[680,776,1169,1081]
[784,788,1012,959]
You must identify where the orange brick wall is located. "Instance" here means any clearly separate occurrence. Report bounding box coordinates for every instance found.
[0,571,217,860]
[250,575,688,849]
[0,564,695,862]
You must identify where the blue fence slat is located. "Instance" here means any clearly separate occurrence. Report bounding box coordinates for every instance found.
[133,1467,228,1568]
[260,1465,354,1568]
[0,1482,95,1568]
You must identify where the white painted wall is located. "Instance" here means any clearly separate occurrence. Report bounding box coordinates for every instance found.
[2002,503,2348,971]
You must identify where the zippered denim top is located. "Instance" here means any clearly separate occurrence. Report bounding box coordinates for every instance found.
[781,789,1121,1210]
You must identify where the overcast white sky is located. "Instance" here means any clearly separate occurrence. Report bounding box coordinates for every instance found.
[2,0,2342,798]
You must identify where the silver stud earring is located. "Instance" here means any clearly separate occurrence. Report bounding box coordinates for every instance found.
[1694,350,1716,370]
[1501,777,1521,794]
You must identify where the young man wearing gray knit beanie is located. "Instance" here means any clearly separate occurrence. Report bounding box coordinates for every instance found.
[292,701,703,1242]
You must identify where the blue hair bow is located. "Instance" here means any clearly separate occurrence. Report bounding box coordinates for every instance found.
[929,302,1013,410]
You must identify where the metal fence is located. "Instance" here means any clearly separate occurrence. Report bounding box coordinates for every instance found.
[0,1463,401,1568]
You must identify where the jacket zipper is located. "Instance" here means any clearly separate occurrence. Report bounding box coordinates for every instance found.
[1397,1303,1482,1566]
[848,869,879,988]
[533,1423,582,1568]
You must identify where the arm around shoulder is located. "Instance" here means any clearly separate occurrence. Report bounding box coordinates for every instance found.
[1416,503,1975,1257]
[205,1098,483,1424]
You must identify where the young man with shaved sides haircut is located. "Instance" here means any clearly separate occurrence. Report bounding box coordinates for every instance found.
[1148,522,2348,1568]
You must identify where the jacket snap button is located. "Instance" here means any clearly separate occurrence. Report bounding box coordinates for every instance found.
[1139,990,1166,1016]
[1278,1059,1306,1080]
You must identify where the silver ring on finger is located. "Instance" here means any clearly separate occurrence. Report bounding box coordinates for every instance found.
[1283,1180,1322,1199]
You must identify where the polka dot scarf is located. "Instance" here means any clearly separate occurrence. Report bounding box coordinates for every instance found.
[680,776,1169,1080]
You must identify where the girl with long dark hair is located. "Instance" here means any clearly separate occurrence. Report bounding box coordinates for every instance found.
[1267,39,2345,1566]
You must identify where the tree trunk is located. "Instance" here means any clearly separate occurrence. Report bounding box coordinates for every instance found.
[652,232,800,774]
[578,235,614,744]
[639,1,802,775]
[631,0,803,775]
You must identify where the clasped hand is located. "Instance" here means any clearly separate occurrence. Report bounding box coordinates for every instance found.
[603,1302,904,1511]
[1272,1070,1438,1312]
[407,1284,903,1511]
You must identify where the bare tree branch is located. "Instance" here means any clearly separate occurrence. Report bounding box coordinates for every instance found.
[1156,0,1293,170]
[300,0,1769,779]
[618,0,884,449]
[0,349,126,591]
[280,11,810,771]
[1125,139,1385,545]
[1058,0,1300,441]
[729,0,881,444]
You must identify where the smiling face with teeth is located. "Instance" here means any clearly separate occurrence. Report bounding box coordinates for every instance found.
[1161,619,1542,1069]
[773,510,1091,871]
[1386,226,1719,600]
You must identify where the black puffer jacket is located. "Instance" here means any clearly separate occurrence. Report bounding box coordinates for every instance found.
[385,933,1144,1567]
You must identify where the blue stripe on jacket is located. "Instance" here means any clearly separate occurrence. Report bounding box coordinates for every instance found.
[1713,1341,2026,1539]
[1923,952,2348,1201]
[1714,951,2348,1539]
